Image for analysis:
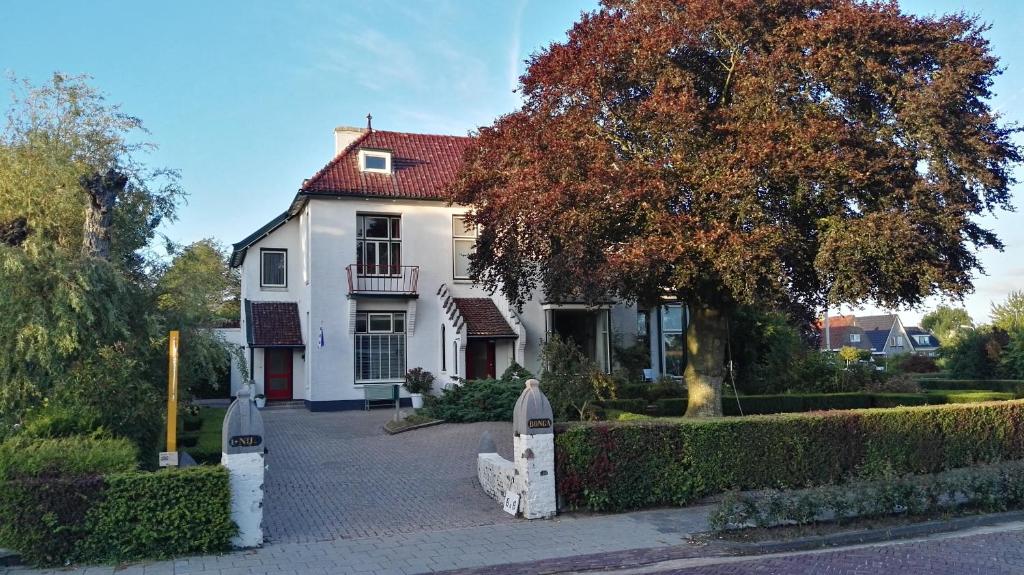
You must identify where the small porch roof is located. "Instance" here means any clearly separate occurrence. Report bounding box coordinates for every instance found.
[452,298,517,339]
[244,300,305,348]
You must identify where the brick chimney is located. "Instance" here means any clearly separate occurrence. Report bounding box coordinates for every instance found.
[334,126,366,156]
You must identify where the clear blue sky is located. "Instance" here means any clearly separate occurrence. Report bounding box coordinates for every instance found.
[2,0,1021,325]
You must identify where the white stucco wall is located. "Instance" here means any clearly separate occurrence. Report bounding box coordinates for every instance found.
[213,327,246,396]
[238,215,308,400]
[239,196,642,407]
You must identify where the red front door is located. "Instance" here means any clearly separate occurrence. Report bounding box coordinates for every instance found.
[466,340,496,380]
[264,348,293,400]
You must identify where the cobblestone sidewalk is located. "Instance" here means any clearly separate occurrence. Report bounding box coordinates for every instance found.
[0,506,713,575]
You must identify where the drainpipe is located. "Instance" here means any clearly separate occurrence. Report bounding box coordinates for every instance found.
[824,310,831,351]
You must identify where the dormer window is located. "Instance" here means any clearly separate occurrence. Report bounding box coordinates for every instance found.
[850,333,861,343]
[359,149,392,173]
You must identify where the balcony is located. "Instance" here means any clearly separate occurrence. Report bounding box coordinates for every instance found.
[346,264,419,297]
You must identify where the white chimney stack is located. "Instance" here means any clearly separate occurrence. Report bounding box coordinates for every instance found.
[334,126,366,157]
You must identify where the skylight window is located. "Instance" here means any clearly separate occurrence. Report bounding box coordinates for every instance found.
[359,149,392,173]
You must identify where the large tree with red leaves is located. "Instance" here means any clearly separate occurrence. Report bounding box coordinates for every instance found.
[448,0,1020,416]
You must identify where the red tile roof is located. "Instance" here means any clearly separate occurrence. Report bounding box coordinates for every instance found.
[453,298,517,338]
[246,301,304,347]
[301,130,474,199]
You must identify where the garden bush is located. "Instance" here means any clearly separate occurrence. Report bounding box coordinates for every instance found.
[423,363,534,423]
[555,400,1024,511]
[425,378,522,422]
[0,466,234,566]
[0,436,137,480]
[710,462,1024,531]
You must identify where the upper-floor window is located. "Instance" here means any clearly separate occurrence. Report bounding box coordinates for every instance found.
[892,335,904,347]
[915,335,930,345]
[850,333,861,343]
[453,215,478,280]
[357,214,401,276]
[358,149,392,173]
[261,249,287,288]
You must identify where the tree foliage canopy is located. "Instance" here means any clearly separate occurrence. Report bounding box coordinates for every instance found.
[921,305,974,344]
[0,75,235,452]
[991,290,1024,333]
[0,73,182,275]
[449,0,1020,316]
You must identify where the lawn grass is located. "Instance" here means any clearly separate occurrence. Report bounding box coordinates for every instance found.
[163,407,226,465]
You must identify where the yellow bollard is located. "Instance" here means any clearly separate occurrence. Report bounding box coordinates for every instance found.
[166,330,180,455]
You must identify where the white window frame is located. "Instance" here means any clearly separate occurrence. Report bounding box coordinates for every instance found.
[358,149,392,174]
[452,215,478,280]
[850,333,861,343]
[260,249,287,288]
[356,214,401,277]
[661,304,686,378]
[367,313,393,333]
[916,335,930,345]
[354,311,407,383]
[892,335,904,347]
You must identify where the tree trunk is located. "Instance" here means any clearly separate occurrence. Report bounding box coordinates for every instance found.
[82,169,126,260]
[684,305,728,417]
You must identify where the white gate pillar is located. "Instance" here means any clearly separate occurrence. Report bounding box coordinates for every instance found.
[222,387,265,547]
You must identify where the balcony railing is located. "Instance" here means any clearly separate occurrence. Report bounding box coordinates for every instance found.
[346,264,419,296]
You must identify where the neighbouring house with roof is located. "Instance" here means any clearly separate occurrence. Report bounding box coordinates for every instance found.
[229,123,686,410]
[819,313,939,358]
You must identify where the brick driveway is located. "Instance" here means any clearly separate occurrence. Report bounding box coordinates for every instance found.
[262,407,517,543]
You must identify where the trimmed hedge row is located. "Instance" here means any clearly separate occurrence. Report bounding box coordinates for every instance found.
[919,379,1024,394]
[651,390,1013,417]
[597,399,648,414]
[710,461,1024,531]
[555,400,1024,512]
[0,466,235,566]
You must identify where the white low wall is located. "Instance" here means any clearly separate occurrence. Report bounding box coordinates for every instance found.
[477,453,515,503]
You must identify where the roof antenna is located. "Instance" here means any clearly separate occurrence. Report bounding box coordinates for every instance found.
[366,113,373,132]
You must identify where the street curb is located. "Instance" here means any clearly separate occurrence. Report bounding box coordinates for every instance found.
[721,509,1024,555]
[383,418,446,435]
[0,549,21,567]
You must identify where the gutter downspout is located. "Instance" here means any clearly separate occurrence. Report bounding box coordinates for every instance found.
[824,309,831,351]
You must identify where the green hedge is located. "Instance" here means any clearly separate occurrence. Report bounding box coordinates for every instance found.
[0,466,234,566]
[597,399,648,414]
[0,436,137,480]
[711,462,1024,530]
[651,390,1010,417]
[919,379,1024,395]
[555,400,1024,512]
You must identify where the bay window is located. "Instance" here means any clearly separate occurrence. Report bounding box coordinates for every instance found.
[354,311,407,382]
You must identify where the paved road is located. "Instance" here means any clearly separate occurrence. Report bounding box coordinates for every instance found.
[262,407,517,542]
[572,524,1024,575]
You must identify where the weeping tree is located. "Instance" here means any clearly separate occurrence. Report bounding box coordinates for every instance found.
[448,0,1020,416]
[0,74,181,435]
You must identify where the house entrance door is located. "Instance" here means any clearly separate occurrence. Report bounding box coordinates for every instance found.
[466,340,496,380]
[264,348,293,400]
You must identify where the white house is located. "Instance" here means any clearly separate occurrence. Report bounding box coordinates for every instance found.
[230,124,687,410]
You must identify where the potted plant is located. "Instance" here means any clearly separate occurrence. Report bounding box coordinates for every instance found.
[254,393,267,409]
[404,368,434,409]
